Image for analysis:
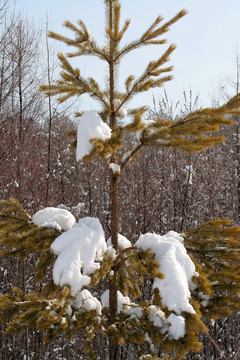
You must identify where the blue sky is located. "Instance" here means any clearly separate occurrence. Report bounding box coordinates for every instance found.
[15,0,240,110]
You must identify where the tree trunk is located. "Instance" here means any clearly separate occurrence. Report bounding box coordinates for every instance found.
[108,2,120,357]
[109,173,119,360]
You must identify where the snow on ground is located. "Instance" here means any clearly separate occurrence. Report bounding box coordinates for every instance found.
[51,217,107,295]
[76,111,111,160]
[32,207,76,231]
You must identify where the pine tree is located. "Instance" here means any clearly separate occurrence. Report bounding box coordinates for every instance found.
[0,1,240,359]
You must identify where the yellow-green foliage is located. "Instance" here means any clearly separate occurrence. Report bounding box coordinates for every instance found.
[0,198,58,281]
[0,201,239,359]
[184,220,240,318]
[140,99,238,153]
[0,198,60,256]
[101,296,207,360]
[0,282,102,344]
[39,0,240,168]
[117,248,164,298]
[1,0,240,359]
[91,250,114,286]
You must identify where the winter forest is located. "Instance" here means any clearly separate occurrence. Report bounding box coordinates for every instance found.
[0,0,240,359]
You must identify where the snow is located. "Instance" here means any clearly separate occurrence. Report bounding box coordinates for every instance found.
[73,289,102,316]
[107,233,131,250]
[101,290,134,312]
[113,99,128,117]
[125,306,143,319]
[61,317,67,325]
[185,165,194,185]
[100,290,109,309]
[148,305,167,329]
[121,150,131,163]
[167,313,185,340]
[136,231,197,315]
[109,163,121,175]
[101,291,186,340]
[32,207,76,231]
[117,108,128,117]
[51,217,107,295]
[76,111,111,161]
[71,202,85,213]
[32,207,198,341]
[198,291,210,307]
[148,306,187,340]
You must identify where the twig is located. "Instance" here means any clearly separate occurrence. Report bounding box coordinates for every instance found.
[207,331,228,360]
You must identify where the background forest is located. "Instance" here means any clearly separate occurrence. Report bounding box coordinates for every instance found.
[0,0,239,359]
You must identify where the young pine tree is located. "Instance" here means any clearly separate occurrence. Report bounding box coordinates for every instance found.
[0,1,240,359]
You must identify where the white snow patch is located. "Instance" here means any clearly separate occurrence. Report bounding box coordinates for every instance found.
[76,111,111,161]
[185,165,194,185]
[125,306,143,320]
[148,306,186,340]
[198,291,210,307]
[148,305,167,329]
[61,317,67,325]
[117,108,128,117]
[167,313,185,340]
[51,217,107,295]
[109,163,121,175]
[113,99,128,117]
[32,207,76,231]
[121,150,131,163]
[71,202,85,213]
[101,290,134,313]
[106,246,117,261]
[107,233,131,250]
[135,231,197,315]
[73,289,102,316]
[101,290,109,309]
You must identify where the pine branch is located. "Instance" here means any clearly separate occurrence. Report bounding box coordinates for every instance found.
[40,53,109,107]
[114,9,187,62]
[48,29,109,62]
[0,198,60,259]
[117,44,175,113]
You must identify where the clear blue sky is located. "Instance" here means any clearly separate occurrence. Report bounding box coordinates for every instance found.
[15,0,240,110]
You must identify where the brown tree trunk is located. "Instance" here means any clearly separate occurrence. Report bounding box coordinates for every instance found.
[108,2,120,357]
[109,173,119,360]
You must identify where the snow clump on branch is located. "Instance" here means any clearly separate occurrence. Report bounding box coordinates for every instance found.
[32,207,198,340]
[32,207,76,231]
[76,111,111,161]
[136,231,198,314]
[107,233,131,250]
[51,217,107,295]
